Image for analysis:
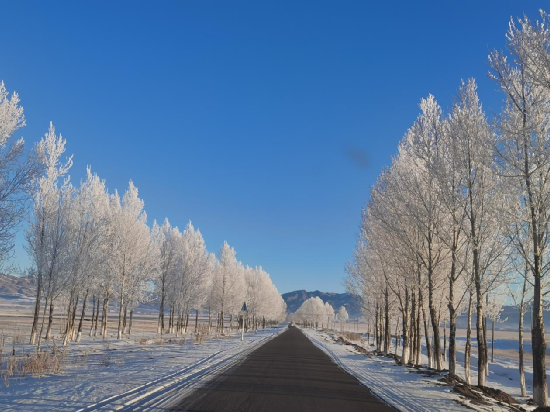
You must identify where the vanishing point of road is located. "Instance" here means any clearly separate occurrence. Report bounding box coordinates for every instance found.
[172,326,397,412]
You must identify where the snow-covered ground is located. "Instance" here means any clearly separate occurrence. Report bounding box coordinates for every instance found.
[0,326,284,412]
[302,328,530,412]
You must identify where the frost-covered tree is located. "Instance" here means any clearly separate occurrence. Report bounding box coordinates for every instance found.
[211,242,245,334]
[171,221,211,334]
[337,306,348,331]
[490,15,550,404]
[0,82,42,263]
[26,123,73,348]
[153,219,179,334]
[295,297,327,328]
[109,182,153,339]
[446,79,508,386]
[63,168,111,344]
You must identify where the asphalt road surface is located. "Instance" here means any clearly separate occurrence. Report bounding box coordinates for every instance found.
[172,326,397,412]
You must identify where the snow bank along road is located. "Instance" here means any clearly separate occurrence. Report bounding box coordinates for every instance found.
[171,325,397,411]
[0,327,284,411]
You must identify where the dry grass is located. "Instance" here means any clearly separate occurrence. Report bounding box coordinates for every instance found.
[338,331,362,341]
[2,343,67,387]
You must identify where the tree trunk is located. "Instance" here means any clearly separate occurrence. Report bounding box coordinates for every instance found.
[69,295,79,343]
[449,290,458,375]
[448,229,458,374]
[465,293,473,385]
[169,305,174,333]
[532,271,548,405]
[89,295,96,337]
[117,266,126,340]
[519,275,527,397]
[37,296,48,352]
[476,278,487,386]
[394,317,399,355]
[157,276,165,334]
[30,278,42,345]
[184,308,189,334]
[423,306,432,368]
[195,309,199,333]
[94,296,100,336]
[415,292,421,365]
[410,291,417,364]
[427,249,443,370]
[375,303,381,351]
[128,309,133,337]
[102,294,109,339]
[443,320,447,363]
[491,319,495,363]
[483,305,489,377]
[401,287,410,365]
[46,297,55,341]
[76,290,89,342]
[384,286,390,355]
[64,291,75,337]
[123,304,128,334]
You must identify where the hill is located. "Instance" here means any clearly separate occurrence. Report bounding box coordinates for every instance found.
[0,273,34,299]
[282,289,361,319]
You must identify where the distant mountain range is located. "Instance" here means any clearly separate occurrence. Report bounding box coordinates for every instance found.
[282,289,362,319]
[0,273,34,299]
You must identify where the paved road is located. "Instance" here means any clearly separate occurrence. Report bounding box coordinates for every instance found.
[172,326,397,412]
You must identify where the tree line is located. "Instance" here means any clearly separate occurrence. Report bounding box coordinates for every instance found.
[0,81,286,352]
[292,296,349,330]
[346,11,550,406]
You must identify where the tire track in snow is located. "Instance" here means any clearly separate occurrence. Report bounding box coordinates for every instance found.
[75,329,284,412]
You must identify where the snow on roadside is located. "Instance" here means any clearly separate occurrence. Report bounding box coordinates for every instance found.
[0,327,284,412]
[301,328,522,412]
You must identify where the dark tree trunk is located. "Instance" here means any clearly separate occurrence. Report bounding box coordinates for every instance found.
[401,287,410,364]
[94,296,100,336]
[102,294,109,339]
[128,309,133,337]
[30,278,42,345]
[76,290,89,342]
[157,276,165,334]
[195,309,199,333]
[384,286,391,355]
[89,295,96,336]
[465,293,473,385]
[37,296,48,352]
[46,298,55,341]
[422,306,432,368]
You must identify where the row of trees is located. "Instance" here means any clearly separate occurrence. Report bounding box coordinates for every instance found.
[292,296,349,330]
[0,80,287,350]
[346,11,550,406]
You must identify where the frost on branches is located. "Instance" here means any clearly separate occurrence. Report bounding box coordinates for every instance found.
[346,10,550,407]
[0,82,288,357]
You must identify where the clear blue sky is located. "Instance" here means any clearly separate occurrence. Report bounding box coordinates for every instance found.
[0,1,545,294]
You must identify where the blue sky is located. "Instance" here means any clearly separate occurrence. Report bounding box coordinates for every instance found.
[0,1,545,294]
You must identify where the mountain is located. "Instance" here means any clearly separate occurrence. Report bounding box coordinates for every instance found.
[282,290,362,319]
[0,273,34,299]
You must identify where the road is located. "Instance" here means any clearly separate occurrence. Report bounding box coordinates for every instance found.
[171,326,397,411]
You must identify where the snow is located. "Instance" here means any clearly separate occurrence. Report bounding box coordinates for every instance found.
[301,328,532,412]
[0,327,284,411]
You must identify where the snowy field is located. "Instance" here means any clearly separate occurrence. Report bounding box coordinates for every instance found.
[0,325,284,411]
[302,328,534,412]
